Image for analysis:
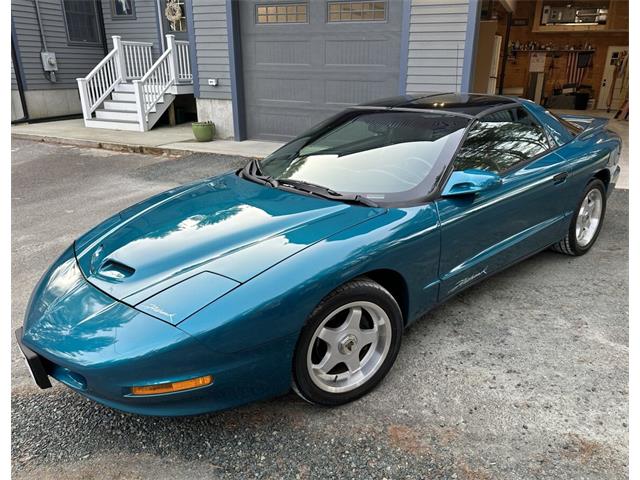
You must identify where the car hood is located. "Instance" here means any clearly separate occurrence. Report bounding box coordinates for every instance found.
[75,173,384,306]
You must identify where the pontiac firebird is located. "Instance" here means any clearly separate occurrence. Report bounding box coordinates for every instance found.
[17,94,621,416]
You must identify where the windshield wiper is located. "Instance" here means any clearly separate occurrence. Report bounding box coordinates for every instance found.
[238,158,278,187]
[276,178,379,208]
[239,161,378,207]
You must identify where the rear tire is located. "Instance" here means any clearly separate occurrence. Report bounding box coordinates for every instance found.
[292,278,403,406]
[552,179,606,256]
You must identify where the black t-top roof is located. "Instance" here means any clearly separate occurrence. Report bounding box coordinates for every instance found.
[359,93,520,116]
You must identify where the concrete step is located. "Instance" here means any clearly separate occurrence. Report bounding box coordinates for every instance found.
[84,118,142,131]
[95,109,139,122]
[114,83,135,93]
[103,100,137,112]
[112,92,136,102]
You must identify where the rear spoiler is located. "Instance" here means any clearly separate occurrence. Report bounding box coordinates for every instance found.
[558,114,609,138]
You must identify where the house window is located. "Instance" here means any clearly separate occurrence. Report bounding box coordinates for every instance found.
[111,0,135,19]
[166,0,187,32]
[327,1,386,22]
[256,3,308,24]
[61,0,102,45]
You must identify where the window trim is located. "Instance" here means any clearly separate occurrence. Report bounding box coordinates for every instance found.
[326,1,388,24]
[255,2,309,25]
[110,0,136,20]
[61,0,103,47]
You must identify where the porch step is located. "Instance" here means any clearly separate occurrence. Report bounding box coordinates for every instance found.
[103,100,137,112]
[96,109,139,122]
[112,92,136,102]
[84,118,142,131]
[114,83,135,93]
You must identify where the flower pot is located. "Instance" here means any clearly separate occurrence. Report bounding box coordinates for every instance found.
[192,122,215,142]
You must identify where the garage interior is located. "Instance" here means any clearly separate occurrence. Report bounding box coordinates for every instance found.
[473,0,628,118]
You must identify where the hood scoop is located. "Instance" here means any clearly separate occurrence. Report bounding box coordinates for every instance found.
[96,259,136,281]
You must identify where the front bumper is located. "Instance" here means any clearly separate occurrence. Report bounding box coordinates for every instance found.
[15,327,51,389]
[19,246,295,416]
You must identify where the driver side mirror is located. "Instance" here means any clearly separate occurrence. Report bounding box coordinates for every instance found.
[441,169,502,197]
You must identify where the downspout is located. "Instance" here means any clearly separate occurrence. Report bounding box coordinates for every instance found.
[96,0,109,55]
[11,29,29,122]
[156,0,166,51]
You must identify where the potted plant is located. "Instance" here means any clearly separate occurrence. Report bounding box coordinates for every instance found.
[192,121,215,142]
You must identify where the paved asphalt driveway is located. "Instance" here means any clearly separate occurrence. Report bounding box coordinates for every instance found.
[11,139,628,479]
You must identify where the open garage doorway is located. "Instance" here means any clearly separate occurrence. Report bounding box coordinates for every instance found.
[472,0,628,119]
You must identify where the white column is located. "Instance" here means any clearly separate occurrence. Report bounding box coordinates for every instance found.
[166,34,178,84]
[133,80,146,131]
[112,36,127,81]
[76,78,92,120]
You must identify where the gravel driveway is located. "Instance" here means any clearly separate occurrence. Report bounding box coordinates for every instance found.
[11,139,629,479]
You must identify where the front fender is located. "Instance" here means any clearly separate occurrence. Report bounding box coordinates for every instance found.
[179,203,441,354]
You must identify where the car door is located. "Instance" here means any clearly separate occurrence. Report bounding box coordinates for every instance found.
[435,106,571,301]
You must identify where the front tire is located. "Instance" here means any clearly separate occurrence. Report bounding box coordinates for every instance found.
[292,278,403,406]
[552,178,606,256]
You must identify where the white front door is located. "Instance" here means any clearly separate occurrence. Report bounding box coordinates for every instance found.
[597,46,629,111]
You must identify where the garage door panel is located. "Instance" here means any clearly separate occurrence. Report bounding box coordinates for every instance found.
[240,0,402,140]
[247,77,312,103]
[325,79,393,106]
[253,41,312,66]
[324,38,396,67]
[248,111,315,141]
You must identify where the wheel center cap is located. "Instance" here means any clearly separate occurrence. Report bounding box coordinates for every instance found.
[339,334,358,355]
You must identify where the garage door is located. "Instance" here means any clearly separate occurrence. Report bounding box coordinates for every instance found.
[239,0,403,141]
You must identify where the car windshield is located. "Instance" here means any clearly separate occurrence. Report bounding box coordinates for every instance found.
[259,110,470,204]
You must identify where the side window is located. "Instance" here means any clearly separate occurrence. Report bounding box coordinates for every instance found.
[454,107,549,174]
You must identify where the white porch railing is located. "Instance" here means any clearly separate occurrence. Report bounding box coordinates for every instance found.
[121,40,154,80]
[175,40,192,83]
[133,35,192,124]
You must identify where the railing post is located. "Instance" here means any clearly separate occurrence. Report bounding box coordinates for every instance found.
[133,80,146,131]
[113,36,127,81]
[166,34,178,84]
[76,78,92,120]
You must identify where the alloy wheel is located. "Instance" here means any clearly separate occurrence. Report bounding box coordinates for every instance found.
[306,301,392,394]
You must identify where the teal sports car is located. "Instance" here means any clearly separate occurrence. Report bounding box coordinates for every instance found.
[17,94,622,416]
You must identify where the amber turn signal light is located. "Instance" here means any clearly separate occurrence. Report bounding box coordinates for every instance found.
[131,375,213,396]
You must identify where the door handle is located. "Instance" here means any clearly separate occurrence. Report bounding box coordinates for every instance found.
[553,172,568,184]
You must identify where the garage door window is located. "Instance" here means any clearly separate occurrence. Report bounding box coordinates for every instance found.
[256,3,308,24]
[327,1,386,22]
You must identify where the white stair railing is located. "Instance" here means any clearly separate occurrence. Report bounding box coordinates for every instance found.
[76,48,120,120]
[77,36,155,120]
[133,35,192,127]
[133,48,173,125]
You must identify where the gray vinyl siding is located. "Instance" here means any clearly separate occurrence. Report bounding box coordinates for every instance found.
[11,0,105,90]
[11,61,17,89]
[191,0,231,100]
[101,0,163,56]
[406,0,469,93]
